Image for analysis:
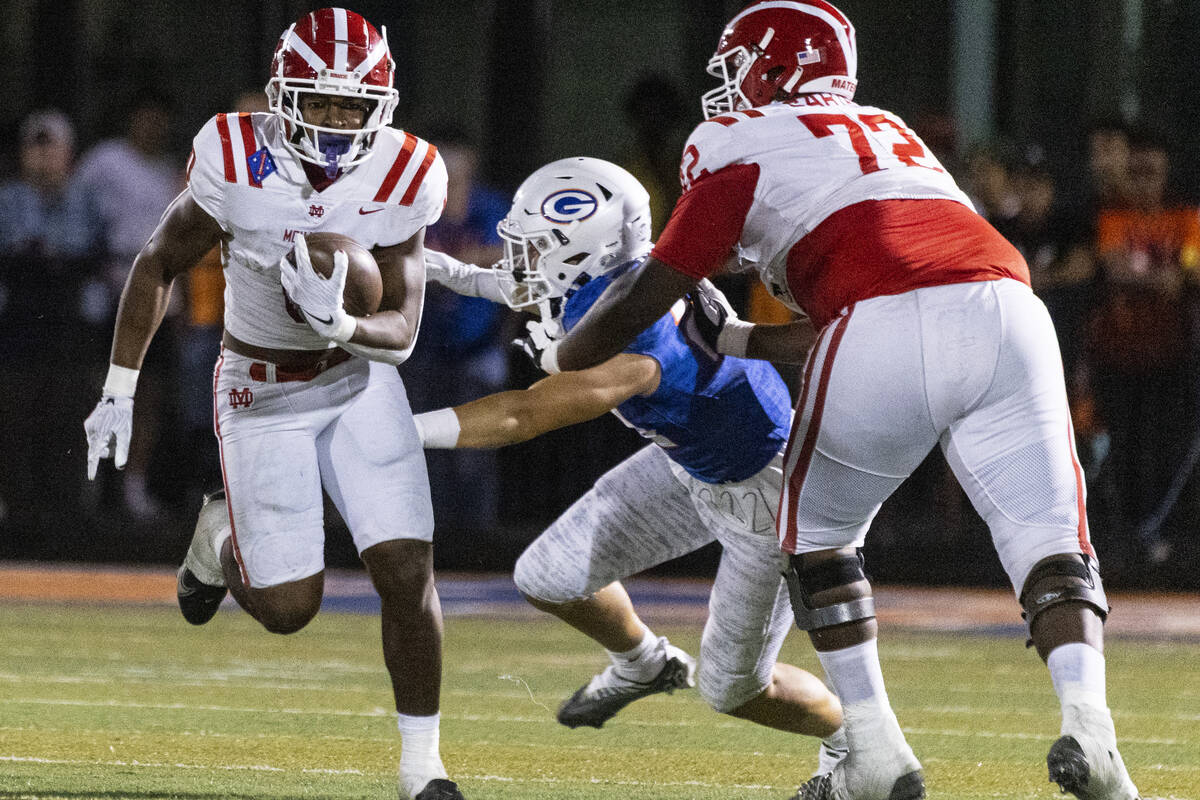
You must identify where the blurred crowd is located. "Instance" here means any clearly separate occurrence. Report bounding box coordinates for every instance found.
[2,83,1197,587]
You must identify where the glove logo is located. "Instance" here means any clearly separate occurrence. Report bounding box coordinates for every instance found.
[541,190,598,224]
[228,386,255,409]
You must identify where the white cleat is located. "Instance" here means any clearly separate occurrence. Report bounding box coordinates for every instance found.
[814,726,850,777]
[1048,704,1140,800]
[794,706,924,800]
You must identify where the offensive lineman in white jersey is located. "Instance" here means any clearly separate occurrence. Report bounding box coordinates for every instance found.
[529,2,1140,800]
[82,9,465,800]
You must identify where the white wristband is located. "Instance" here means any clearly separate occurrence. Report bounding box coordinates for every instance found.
[716,319,755,358]
[330,314,357,343]
[413,408,460,449]
[102,364,140,398]
[540,339,561,375]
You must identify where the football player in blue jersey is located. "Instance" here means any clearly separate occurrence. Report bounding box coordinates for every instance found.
[414,157,844,774]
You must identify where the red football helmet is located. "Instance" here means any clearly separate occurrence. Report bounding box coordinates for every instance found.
[265,7,399,173]
[702,0,857,119]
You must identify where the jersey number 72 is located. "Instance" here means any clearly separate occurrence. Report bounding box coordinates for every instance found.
[799,112,944,175]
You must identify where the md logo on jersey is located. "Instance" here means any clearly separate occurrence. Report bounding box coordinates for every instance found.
[247,147,277,183]
[541,190,598,224]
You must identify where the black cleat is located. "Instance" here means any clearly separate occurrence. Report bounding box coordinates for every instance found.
[176,565,227,625]
[413,778,464,800]
[556,648,695,729]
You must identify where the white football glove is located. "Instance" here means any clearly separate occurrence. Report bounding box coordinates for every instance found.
[424,249,507,304]
[279,234,356,342]
[84,395,134,480]
[513,316,563,374]
[682,278,754,358]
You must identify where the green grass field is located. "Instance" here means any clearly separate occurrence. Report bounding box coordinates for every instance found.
[1,602,1196,800]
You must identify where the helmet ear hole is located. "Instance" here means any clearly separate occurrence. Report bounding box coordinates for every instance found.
[562,252,589,266]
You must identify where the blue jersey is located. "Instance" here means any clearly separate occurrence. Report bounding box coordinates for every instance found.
[562,262,791,484]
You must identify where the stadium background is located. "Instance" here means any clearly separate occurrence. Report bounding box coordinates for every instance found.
[1,0,1198,592]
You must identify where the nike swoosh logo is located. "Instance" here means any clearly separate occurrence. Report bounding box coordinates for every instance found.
[359,207,384,215]
[305,310,334,326]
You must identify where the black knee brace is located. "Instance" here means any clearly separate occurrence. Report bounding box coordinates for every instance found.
[1019,553,1109,639]
[783,551,875,631]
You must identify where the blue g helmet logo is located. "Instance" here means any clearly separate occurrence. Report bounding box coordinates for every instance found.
[541,189,598,224]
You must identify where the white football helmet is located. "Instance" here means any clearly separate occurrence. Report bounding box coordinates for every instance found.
[495,157,652,315]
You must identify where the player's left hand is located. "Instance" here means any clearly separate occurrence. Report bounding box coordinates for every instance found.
[512,317,562,374]
[279,234,356,342]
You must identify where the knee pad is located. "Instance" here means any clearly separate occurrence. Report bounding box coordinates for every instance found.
[697,665,769,715]
[783,551,875,631]
[1019,553,1109,634]
[512,546,581,605]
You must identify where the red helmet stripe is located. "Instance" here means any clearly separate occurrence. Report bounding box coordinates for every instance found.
[373,133,419,202]
[236,113,262,188]
[215,113,236,183]
[400,144,438,207]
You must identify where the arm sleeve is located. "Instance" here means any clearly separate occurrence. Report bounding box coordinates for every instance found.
[650,163,760,279]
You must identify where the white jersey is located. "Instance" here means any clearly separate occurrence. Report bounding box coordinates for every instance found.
[186,112,447,350]
[679,94,975,315]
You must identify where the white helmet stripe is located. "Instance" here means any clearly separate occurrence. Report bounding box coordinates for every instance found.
[333,7,349,71]
[355,37,388,76]
[284,26,327,72]
[728,1,856,76]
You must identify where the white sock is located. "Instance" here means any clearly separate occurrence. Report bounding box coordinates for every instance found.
[397,712,447,795]
[607,626,661,681]
[816,639,890,707]
[1047,642,1109,732]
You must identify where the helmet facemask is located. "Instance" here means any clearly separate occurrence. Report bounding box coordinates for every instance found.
[494,217,619,316]
[266,19,400,175]
[702,32,771,119]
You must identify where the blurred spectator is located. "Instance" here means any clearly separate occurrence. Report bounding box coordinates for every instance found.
[0,110,91,259]
[994,145,1095,390]
[72,88,185,520]
[403,125,511,530]
[621,74,691,239]
[962,137,1020,224]
[1085,117,1132,212]
[1087,127,1200,541]
[0,110,100,551]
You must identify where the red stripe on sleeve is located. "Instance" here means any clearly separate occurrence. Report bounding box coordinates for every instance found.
[708,116,740,127]
[741,109,764,118]
[650,162,760,279]
[237,113,261,188]
[215,114,236,184]
[373,133,418,202]
[399,144,438,207]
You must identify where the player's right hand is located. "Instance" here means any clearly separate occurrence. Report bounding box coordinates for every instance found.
[84,395,134,480]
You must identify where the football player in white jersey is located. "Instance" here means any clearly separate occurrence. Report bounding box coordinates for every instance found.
[416,158,844,768]
[83,9,464,800]
[531,3,1140,800]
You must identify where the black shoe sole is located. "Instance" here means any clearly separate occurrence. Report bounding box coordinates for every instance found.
[176,567,227,626]
[413,778,464,800]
